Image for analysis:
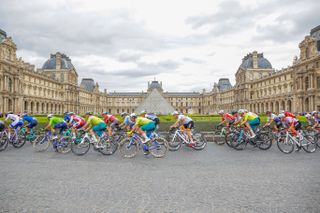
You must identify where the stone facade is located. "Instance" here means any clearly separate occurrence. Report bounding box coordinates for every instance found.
[0,26,319,115]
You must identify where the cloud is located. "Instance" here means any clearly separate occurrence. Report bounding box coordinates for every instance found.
[183,57,206,64]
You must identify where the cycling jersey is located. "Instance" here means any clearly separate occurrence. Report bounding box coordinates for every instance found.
[103,114,118,124]
[242,112,258,122]
[177,115,192,125]
[284,117,298,125]
[23,115,38,128]
[267,113,277,122]
[6,114,23,129]
[135,117,153,127]
[222,113,235,123]
[70,115,86,128]
[124,116,135,128]
[49,117,65,128]
[87,116,104,127]
[0,120,5,131]
[64,115,71,123]
[284,112,295,118]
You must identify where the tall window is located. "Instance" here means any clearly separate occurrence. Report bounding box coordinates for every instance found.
[317,77,320,88]
[8,78,13,92]
[305,77,309,90]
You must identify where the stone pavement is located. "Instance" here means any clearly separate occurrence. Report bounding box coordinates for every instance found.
[0,143,319,213]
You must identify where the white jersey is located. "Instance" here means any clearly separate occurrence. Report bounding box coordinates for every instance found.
[5,114,19,122]
[267,113,277,122]
[177,114,192,125]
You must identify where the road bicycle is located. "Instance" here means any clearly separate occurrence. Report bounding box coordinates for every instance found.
[71,130,118,156]
[228,126,272,151]
[33,129,72,153]
[0,127,26,151]
[167,127,206,151]
[277,130,317,154]
[19,126,38,145]
[119,132,168,158]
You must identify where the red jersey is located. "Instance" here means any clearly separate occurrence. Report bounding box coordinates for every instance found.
[284,112,295,118]
[222,113,235,122]
[70,115,85,125]
[103,114,118,124]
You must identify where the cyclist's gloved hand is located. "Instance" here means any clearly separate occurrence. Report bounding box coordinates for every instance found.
[127,131,133,137]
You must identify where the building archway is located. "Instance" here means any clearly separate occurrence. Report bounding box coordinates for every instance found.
[305,98,309,112]
[287,100,292,112]
[275,101,279,113]
[8,99,13,111]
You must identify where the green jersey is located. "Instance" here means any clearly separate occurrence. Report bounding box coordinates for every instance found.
[49,117,64,128]
[135,117,152,127]
[87,116,103,127]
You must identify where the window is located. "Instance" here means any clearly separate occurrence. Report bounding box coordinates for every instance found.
[8,78,13,92]
[305,77,309,90]
[317,77,320,88]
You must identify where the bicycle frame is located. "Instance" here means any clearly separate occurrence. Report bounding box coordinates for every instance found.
[284,131,303,147]
[171,129,191,144]
[128,132,159,150]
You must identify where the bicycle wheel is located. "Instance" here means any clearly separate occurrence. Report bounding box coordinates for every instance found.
[225,132,234,148]
[71,137,91,156]
[301,135,317,153]
[149,137,168,158]
[168,134,181,151]
[57,137,72,154]
[314,133,320,148]
[12,131,26,148]
[119,137,138,158]
[276,137,294,154]
[0,133,9,151]
[33,135,51,152]
[99,137,118,155]
[192,132,207,151]
[256,133,272,150]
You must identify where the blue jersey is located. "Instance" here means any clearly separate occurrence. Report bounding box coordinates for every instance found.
[124,116,134,127]
[23,115,37,123]
[64,115,71,123]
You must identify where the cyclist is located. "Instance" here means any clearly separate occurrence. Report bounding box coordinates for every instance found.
[264,110,283,130]
[238,109,260,138]
[218,110,235,128]
[170,111,195,146]
[0,113,5,132]
[140,110,160,129]
[102,112,119,137]
[129,113,155,144]
[279,113,301,137]
[68,112,86,139]
[45,114,67,140]
[22,112,38,134]
[82,112,106,148]
[119,112,135,131]
[5,112,23,138]
[311,111,320,129]
[280,110,295,118]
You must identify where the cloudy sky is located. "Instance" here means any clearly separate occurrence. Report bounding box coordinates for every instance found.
[0,0,319,92]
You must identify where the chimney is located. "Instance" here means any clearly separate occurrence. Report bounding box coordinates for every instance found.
[56,52,61,70]
[252,51,258,69]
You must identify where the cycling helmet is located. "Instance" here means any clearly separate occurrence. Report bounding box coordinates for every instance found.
[218,110,224,114]
[5,111,13,117]
[266,110,271,114]
[69,112,75,115]
[244,109,248,113]
[47,114,53,119]
[22,113,28,117]
[238,109,245,114]
[305,114,312,118]
[172,111,179,115]
[102,112,109,115]
[278,113,285,118]
[231,110,238,115]
[64,111,69,115]
[121,112,128,117]
[130,113,137,118]
[311,111,318,116]
[140,110,147,115]
[85,111,93,115]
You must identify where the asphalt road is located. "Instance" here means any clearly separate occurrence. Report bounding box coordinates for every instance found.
[0,142,319,213]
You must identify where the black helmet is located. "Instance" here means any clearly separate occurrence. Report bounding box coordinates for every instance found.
[231,110,238,115]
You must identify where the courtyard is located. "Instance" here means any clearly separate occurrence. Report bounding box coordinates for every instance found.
[0,143,319,212]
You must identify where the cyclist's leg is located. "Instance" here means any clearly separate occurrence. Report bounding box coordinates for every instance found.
[184,121,194,143]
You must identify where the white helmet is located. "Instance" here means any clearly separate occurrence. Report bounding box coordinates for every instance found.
[305,114,312,118]
[140,110,147,115]
[311,111,318,116]
[130,113,137,118]
[172,111,179,115]
[47,114,53,119]
[244,109,248,113]
[218,110,224,114]
[278,113,285,118]
[238,109,245,114]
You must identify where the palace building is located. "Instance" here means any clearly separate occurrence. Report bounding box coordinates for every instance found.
[0,26,319,115]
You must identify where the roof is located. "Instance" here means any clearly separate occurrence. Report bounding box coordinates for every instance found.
[165,92,201,97]
[108,92,146,97]
[0,29,7,43]
[240,52,272,70]
[218,78,232,91]
[80,78,95,92]
[42,52,75,70]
